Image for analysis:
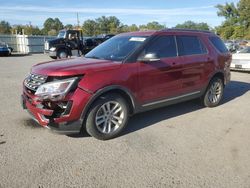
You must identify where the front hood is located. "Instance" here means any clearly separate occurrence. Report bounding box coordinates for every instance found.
[47,38,64,46]
[32,57,122,76]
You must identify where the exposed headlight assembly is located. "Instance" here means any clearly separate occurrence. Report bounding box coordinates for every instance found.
[35,77,78,101]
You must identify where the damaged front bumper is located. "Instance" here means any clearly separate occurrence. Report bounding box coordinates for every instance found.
[21,87,92,134]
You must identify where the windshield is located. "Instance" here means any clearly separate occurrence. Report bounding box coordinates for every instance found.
[85,35,148,61]
[57,31,66,38]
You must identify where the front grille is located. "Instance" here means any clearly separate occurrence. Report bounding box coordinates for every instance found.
[24,74,48,92]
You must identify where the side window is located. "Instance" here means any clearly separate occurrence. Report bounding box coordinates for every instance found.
[209,37,229,53]
[176,36,207,56]
[144,36,177,58]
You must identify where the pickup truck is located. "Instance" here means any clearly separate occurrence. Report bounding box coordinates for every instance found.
[44,29,114,59]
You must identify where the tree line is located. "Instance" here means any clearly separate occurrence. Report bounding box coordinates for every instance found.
[0,0,249,39]
[0,17,210,36]
[215,0,250,39]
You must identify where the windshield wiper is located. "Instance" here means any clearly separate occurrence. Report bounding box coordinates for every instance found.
[85,56,103,60]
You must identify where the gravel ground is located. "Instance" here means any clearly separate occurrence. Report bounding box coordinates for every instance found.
[0,54,250,188]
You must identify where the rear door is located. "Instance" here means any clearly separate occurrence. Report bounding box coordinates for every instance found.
[176,35,210,94]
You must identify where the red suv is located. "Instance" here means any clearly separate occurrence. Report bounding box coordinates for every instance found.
[21,29,231,140]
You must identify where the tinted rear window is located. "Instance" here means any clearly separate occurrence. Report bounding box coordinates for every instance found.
[209,37,228,53]
[176,36,207,56]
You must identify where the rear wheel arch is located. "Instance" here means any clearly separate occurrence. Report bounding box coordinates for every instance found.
[211,72,225,86]
[203,71,225,90]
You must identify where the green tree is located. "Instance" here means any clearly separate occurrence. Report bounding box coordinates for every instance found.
[24,25,42,35]
[96,16,110,34]
[175,21,210,30]
[216,3,239,20]
[82,16,123,35]
[82,19,98,36]
[120,24,139,33]
[96,16,122,34]
[120,24,129,33]
[11,25,24,34]
[215,0,250,39]
[0,21,11,34]
[64,24,73,30]
[244,28,250,39]
[48,29,57,36]
[108,16,122,33]
[129,24,139,32]
[238,0,250,28]
[146,21,165,30]
[232,25,245,39]
[10,25,42,35]
[43,18,64,35]
[216,25,235,39]
[139,22,165,31]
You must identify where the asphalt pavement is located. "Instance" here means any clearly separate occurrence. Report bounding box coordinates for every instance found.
[0,54,250,188]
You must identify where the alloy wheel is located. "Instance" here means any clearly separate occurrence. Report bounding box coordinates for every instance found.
[208,81,223,104]
[95,101,125,134]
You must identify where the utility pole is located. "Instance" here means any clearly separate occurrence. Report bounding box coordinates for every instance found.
[77,13,80,30]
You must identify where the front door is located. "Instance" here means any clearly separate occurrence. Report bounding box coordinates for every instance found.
[137,35,183,105]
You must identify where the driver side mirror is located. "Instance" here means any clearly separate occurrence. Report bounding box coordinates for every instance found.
[138,53,160,62]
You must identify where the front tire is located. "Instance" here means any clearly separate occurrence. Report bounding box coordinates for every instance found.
[202,77,224,107]
[57,49,68,59]
[85,94,129,140]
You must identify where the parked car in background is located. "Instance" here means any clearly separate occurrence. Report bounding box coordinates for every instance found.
[224,40,239,53]
[231,46,250,72]
[22,29,231,140]
[0,41,13,56]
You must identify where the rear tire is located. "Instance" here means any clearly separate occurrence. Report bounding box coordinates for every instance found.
[85,94,129,140]
[202,77,224,107]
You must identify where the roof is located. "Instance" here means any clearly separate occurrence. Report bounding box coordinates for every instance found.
[161,28,214,34]
[118,28,216,37]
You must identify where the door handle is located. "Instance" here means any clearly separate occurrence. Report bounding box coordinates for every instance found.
[206,57,211,62]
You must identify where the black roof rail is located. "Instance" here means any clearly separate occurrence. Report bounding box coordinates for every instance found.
[161,28,214,34]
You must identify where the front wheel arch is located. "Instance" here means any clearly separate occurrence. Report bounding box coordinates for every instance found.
[84,93,129,140]
[80,87,136,131]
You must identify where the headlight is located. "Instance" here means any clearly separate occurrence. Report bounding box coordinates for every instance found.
[35,77,78,101]
[49,47,56,51]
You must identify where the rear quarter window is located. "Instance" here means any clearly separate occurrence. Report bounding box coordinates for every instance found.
[209,36,229,53]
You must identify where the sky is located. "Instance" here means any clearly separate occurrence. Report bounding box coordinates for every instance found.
[0,0,240,28]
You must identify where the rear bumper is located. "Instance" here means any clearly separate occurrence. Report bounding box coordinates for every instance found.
[230,68,250,72]
[230,61,250,72]
[21,87,92,134]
